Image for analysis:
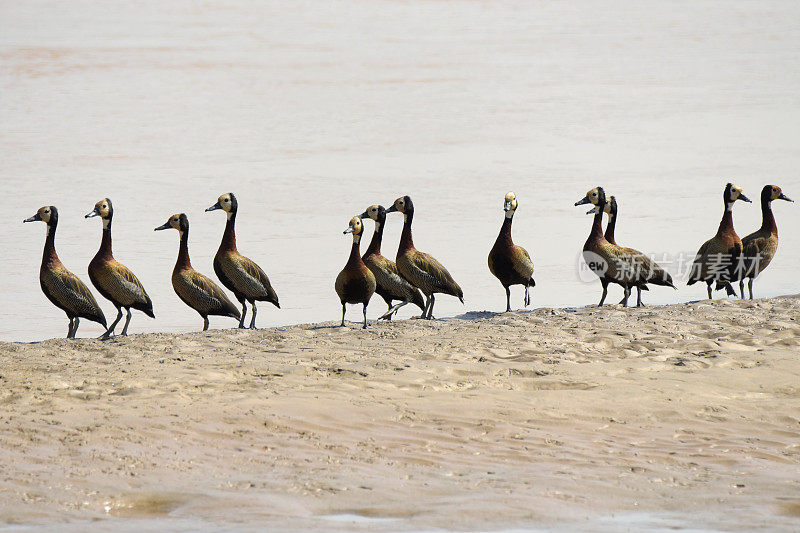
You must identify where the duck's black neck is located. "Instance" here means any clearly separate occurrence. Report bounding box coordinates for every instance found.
[365,219,384,256]
[176,229,191,271]
[495,213,513,247]
[346,239,363,268]
[588,202,605,243]
[398,209,415,252]
[717,202,734,236]
[220,211,237,253]
[98,218,113,258]
[604,210,617,245]
[760,197,777,235]
[42,222,59,268]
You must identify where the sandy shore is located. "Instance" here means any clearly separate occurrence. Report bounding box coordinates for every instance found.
[0,296,799,531]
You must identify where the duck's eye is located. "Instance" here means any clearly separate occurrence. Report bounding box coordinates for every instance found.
[591,192,597,197]
[44,209,50,213]
[102,205,107,209]
[224,198,230,203]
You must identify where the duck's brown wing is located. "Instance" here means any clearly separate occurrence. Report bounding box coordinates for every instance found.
[401,250,463,300]
[93,260,153,313]
[220,252,279,306]
[176,270,240,318]
[43,266,106,325]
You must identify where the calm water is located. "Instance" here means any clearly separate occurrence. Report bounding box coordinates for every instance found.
[2,0,799,342]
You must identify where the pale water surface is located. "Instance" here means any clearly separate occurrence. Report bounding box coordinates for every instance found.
[1,0,799,342]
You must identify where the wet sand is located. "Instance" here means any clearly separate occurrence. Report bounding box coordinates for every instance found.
[0,296,798,531]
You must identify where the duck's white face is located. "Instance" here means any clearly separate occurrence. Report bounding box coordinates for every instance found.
[393,197,406,214]
[364,205,381,221]
[731,184,744,201]
[218,194,233,213]
[770,186,782,201]
[94,199,111,218]
[37,206,52,224]
[168,214,182,230]
[504,192,518,213]
[586,187,601,206]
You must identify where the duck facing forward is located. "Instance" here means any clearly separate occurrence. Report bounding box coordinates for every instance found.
[206,193,279,329]
[687,183,751,299]
[737,185,793,299]
[155,213,240,330]
[359,204,425,319]
[335,216,376,328]
[386,195,463,319]
[86,198,154,338]
[488,192,535,312]
[24,206,107,339]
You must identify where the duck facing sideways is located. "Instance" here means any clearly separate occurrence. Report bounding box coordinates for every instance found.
[206,193,279,329]
[585,195,675,307]
[575,187,649,307]
[86,198,154,338]
[737,185,793,299]
[359,204,425,319]
[488,192,535,312]
[335,216,376,328]
[386,195,463,319]
[687,183,751,299]
[155,213,240,331]
[24,206,107,339]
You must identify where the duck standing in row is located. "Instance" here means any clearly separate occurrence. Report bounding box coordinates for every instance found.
[206,193,280,329]
[585,195,675,306]
[488,192,535,312]
[687,183,750,299]
[736,185,793,299]
[155,213,241,330]
[386,195,463,319]
[86,198,154,338]
[359,204,426,319]
[335,216,376,328]
[24,206,107,339]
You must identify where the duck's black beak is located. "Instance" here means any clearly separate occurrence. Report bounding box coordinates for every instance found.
[85,207,100,218]
[779,193,793,202]
[343,226,355,235]
[385,204,398,214]
[586,206,598,215]
[575,195,591,206]
[739,193,752,203]
[154,222,170,231]
[205,202,222,212]
[23,213,41,223]
[358,210,369,219]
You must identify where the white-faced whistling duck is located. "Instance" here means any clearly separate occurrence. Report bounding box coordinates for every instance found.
[488,192,535,312]
[335,216,376,328]
[737,185,793,299]
[386,195,464,319]
[24,206,107,339]
[687,183,751,299]
[575,187,646,307]
[155,213,241,330]
[206,193,279,329]
[585,195,675,307]
[85,198,154,339]
[358,204,426,319]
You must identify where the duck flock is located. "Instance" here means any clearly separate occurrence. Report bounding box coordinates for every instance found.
[23,184,792,339]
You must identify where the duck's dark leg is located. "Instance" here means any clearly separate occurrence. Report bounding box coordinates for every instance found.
[524,284,530,307]
[340,303,346,327]
[739,279,745,299]
[598,279,608,307]
[427,294,436,320]
[238,300,247,329]
[362,302,368,329]
[621,286,631,308]
[636,286,644,307]
[707,281,713,300]
[748,278,754,300]
[422,294,432,319]
[121,308,133,336]
[249,301,257,329]
[505,286,511,312]
[203,316,209,331]
[71,317,80,339]
[102,307,123,339]
[67,317,74,339]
